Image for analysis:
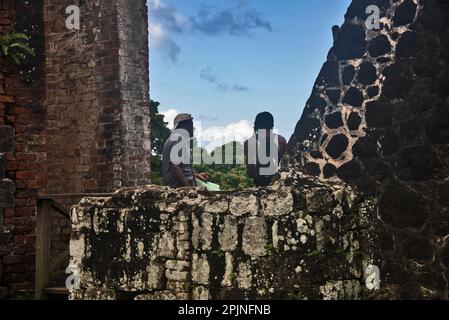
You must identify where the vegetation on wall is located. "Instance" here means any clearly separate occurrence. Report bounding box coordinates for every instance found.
[0,32,35,65]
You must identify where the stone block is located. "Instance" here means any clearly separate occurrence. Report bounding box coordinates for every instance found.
[219,215,238,252]
[242,217,267,257]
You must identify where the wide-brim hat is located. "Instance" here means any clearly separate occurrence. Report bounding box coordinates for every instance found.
[173,113,193,130]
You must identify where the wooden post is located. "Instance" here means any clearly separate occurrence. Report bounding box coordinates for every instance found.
[35,199,52,300]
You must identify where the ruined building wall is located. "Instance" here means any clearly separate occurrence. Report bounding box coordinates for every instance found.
[0,0,151,294]
[0,152,15,299]
[1,0,45,293]
[44,0,151,194]
[69,174,376,300]
[284,0,449,298]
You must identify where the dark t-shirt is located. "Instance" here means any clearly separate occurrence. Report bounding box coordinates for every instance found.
[244,133,287,187]
[161,132,195,188]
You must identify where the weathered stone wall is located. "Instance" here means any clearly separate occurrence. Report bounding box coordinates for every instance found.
[44,0,151,194]
[284,0,449,298]
[69,174,376,300]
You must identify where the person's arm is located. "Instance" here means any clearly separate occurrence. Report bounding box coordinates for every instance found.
[169,162,192,187]
[194,172,209,181]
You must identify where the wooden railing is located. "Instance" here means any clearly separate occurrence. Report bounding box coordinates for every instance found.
[34,190,228,299]
[35,194,112,300]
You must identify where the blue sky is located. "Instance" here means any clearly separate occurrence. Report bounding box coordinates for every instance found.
[149,0,351,149]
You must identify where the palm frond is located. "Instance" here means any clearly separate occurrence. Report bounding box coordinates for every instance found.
[10,42,35,56]
[9,52,21,65]
[5,32,30,42]
[1,44,8,56]
[0,32,35,65]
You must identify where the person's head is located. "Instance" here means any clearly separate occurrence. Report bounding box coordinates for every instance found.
[173,113,194,137]
[254,112,274,133]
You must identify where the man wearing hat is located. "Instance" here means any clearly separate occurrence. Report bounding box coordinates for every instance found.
[161,113,209,188]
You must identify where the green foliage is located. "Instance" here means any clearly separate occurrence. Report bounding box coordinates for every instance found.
[149,100,171,184]
[193,141,254,191]
[194,162,254,191]
[0,32,35,65]
[228,272,237,283]
[211,249,225,258]
[266,244,278,256]
[306,249,321,257]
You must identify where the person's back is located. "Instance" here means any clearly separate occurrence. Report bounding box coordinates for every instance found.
[244,112,287,187]
[160,113,209,188]
[161,114,196,188]
[161,130,195,188]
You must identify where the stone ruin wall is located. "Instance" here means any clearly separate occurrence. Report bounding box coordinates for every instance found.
[44,0,151,195]
[69,173,376,300]
[285,0,449,299]
[0,0,152,295]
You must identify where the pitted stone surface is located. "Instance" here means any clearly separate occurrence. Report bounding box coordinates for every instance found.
[229,194,258,216]
[285,0,425,183]
[219,216,238,252]
[284,0,449,299]
[242,217,268,257]
[69,175,375,300]
[260,188,294,216]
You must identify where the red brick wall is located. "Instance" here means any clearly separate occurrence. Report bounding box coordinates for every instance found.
[44,0,151,194]
[1,0,151,294]
[1,0,46,293]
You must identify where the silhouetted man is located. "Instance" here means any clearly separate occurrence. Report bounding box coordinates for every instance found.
[244,112,287,187]
[161,113,208,188]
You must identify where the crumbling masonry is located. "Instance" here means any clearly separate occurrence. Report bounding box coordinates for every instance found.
[69,173,376,300]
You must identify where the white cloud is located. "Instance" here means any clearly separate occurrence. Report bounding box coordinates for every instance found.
[161,109,254,152]
[195,119,253,152]
[150,23,163,39]
[161,108,179,129]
